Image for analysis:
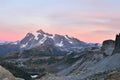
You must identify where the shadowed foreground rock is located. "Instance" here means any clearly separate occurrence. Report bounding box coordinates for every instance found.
[101,40,115,56]
[0,65,24,80]
[106,72,120,80]
[113,34,120,54]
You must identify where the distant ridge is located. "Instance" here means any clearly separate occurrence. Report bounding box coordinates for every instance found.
[0,29,99,54]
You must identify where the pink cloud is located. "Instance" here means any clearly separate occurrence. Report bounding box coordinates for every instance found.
[0,10,120,43]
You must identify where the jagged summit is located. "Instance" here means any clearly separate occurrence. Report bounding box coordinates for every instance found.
[36,29,45,34]
[19,29,89,53]
[0,29,99,54]
[113,33,120,53]
[115,34,120,49]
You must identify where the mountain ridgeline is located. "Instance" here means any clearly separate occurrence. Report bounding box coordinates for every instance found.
[0,29,98,55]
[1,31,120,80]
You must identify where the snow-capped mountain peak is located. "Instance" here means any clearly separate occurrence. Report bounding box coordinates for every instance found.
[19,29,88,50]
[31,29,54,40]
[0,29,100,54]
[36,29,45,34]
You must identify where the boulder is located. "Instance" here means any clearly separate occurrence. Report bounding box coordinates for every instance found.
[101,40,115,56]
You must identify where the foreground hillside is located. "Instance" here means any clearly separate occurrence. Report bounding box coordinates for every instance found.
[35,34,120,80]
[38,54,120,80]
[0,65,24,80]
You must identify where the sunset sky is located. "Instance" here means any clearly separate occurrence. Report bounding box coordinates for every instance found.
[0,0,120,43]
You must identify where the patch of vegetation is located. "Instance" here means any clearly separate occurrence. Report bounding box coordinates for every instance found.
[32,59,47,64]
[64,52,80,64]
[47,56,60,65]
[25,56,61,65]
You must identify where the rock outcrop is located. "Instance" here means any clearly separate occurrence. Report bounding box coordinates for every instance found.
[101,40,115,56]
[0,65,24,80]
[113,34,120,54]
[0,65,15,80]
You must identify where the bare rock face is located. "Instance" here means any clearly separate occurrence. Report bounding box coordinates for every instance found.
[0,65,15,80]
[0,65,24,80]
[113,34,120,54]
[101,40,115,56]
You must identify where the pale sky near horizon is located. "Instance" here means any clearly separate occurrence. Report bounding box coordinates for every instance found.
[0,0,120,43]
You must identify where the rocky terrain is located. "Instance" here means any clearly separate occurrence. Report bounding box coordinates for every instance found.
[35,34,120,80]
[0,65,24,80]
[1,39,116,80]
[1,31,120,80]
[0,30,99,77]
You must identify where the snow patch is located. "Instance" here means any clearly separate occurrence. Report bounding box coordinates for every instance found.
[65,35,70,40]
[20,43,28,48]
[12,42,18,45]
[48,34,55,39]
[69,41,73,44]
[31,75,38,78]
[33,32,41,40]
[65,35,73,44]
[56,41,64,47]
[38,34,47,44]
[11,41,18,45]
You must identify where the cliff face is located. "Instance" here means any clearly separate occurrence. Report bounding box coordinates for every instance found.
[101,40,115,56]
[0,65,24,80]
[113,34,120,54]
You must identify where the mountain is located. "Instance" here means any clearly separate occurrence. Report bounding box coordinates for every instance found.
[0,29,99,54]
[35,34,120,80]
[19,29,88,50]
[2,32,120,80]
[0,41,20,54]
[25,33,120,80]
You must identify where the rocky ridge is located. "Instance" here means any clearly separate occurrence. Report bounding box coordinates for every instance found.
[0,29,99,55]
[35,34,120,80]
